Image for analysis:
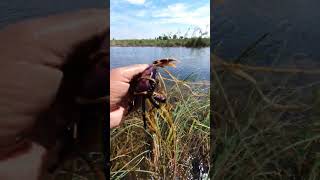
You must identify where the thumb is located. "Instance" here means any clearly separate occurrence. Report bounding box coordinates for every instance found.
[111,64,149,83]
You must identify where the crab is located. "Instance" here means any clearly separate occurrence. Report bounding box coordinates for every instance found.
[129,58,177,129]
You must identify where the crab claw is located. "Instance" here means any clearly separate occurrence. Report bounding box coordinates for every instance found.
[153,58,177,68]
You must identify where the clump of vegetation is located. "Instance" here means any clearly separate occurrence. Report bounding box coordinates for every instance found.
[185,37,209,48]
[110,69,210,179]
[111,27,210,48]
[211,42,320,179]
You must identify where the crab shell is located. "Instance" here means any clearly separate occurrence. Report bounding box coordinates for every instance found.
[134,58,177,93]
[134,65,157,93]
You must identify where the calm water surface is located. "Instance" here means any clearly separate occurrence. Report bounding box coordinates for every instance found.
[0,0,105,28]
[110,47,210,81]
[213,0,320,62]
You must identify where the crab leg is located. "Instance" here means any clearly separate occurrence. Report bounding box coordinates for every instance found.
[153,92,166,103]
[142,97,147,129]
[134,91,148,96]
[139,77,157,84]
[148,96,160,108]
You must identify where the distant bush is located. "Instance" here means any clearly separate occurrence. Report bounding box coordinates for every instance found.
[110,27,210,47]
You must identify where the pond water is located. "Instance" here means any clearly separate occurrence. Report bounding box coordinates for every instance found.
[0,0,105,28]
[110,47,210,81]
[212,0,320,63]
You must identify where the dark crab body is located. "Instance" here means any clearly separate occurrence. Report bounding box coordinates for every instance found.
[134,65,157,94]
[130,58,177,129]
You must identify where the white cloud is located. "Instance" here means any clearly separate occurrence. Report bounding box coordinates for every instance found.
[153,3,187,18]
[126,0,146,5]
[152,2,210,33]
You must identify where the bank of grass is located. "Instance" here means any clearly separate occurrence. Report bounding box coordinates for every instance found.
[111,37,210,48]
[110,70,210,179]
[211,54,320,179]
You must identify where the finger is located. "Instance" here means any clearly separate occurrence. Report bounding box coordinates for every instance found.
[110,107,125,128]
[0,8,108,66]
[111,64,149,83]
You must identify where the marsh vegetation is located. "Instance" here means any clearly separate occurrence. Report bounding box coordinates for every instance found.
[111,37,210,48]
[111,28,210,48]
[110,69,210,179]
[211,35,320,179]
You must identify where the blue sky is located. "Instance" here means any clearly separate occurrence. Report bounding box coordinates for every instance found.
[111,0,210,39]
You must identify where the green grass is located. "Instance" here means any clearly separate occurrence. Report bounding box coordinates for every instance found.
[211,53,320,179]
[110,37,210,48]
[110,70,210,179]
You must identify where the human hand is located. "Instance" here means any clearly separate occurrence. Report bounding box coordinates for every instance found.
[110,64,148,128]
[0,9,107,180]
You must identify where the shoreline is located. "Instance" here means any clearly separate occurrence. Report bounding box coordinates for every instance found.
[110,45,210,48]
[110,38,210,48]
